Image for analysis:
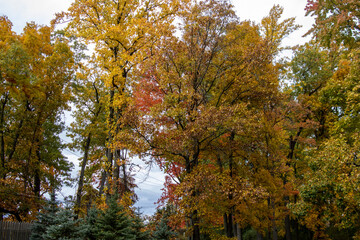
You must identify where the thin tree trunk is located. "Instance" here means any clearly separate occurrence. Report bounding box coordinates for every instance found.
[99,170,107,195]
[191,209,200,240]
[121,159,127,193]
[268,198,278,240]
[105,147,113,201]
[8,118,24,164]
[224,132,235,238]
[224,214,228,236]
[184,151,201,240]
[285,213,291,240]
[26,107,43,193]
[34,147,41,198]
[76,83,102,214]
[105,85,116,200]
[75,132,92,218]
[272,217,278,240]
[291,219,299,240]
[0,93,5,221]
[236,223,242,240]
[113,151,120,193]
[224,213,234,238]
[284,130,303,240]
[292,194,299,240]
[0,100,7,179]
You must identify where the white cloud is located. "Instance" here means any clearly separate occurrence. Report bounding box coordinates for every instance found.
[0,0,72,33]
[232,0,314,47]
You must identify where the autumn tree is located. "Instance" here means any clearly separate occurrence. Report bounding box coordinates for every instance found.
[290,44,360,240]
[277,1,360,239]
[305,0,360,49]
[68,60,108,218]
[128,0,244,237]
[280,40,338,240]
[0,16,74,221]
[122,2,300,239]
[61,0,181,204]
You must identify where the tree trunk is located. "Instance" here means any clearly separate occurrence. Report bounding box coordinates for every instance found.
[284,131,303,240]
[285,214,292,240]
[269,198,278,240]
[224,214,228,236]
[8,118,23,161]
[121,159,128,194]
[291,218,299,240]
[191,209,200,240]
[224,213,234,238]
[34,148,41,198]
[75,132,91,218]
[105,88,115,201]
[0,95,7,179]
[224,132,235,238]
[272,219,278,240]
[105,147,113,201]
[236,224,242,240]
[185,152,201,240]
[113,149,120,194]
[99,170,107,195]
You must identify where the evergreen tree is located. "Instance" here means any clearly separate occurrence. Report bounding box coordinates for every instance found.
[152,208,177,240]
[83,207,100,240]
[30,194,84,240]
[132,211,150,240]
[94,196,135,240]
[30,194,59,240]
[43,209,85,240]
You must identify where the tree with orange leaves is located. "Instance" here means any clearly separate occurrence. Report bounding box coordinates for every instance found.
[124,2,299,239]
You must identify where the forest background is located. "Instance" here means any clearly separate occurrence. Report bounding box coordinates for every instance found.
[0,0,314,217]
[1,0,360,240]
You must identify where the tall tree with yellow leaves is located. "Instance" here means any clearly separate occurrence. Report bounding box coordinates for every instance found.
[61,0,181,202]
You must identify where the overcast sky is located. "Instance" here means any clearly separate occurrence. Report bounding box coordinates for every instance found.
[0,0,314,215]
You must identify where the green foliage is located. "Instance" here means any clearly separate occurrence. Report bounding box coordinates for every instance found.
[0,16,74,221]
[30,197,59,240]
[242,227,258,240]
[292,136,360,238]
[152,207,177,240]
[31,195,84,240]
[290,42,333,97]
[305,0,360,48]
[132,213,150,240]
[43,210,85,240]
[82,207,100,240]
[94,197,136,240]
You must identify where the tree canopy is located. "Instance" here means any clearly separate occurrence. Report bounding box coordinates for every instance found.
[1,0,360,239]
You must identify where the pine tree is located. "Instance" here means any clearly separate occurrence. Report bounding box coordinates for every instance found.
[30,195,59,240]
[152,208,177,240]
[83,207,100,240]
[43,209,85,240]
[94,196,135,240]
[132,212,150,240]
[30,194,84,240]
